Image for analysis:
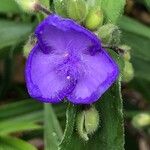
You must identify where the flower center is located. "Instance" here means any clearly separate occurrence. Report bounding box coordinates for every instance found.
[55,51,85,80]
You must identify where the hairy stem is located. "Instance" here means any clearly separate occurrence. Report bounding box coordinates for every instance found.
[34,3,52,15]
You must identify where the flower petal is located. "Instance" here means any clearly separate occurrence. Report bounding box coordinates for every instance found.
[25,44,75,103]
[67,49,119,104]
[35,15,101,55]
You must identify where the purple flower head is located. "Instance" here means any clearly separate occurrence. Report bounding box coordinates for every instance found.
[25,15,119,104]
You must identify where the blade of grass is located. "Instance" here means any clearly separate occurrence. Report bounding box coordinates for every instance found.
[44,104,63,150]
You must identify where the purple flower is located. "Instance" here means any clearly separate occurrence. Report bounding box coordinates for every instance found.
[25,15,119,104]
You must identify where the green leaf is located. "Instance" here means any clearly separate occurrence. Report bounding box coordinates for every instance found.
[0,136,37,150]
[0,100,43,135]
[0,110,43,135]
[121,31,150,61]
[0,99,66,135]
[119,16,150,81]
[118,16,150,39]
[0,99,42,121]
[145,0,150,10]
[0,20,33,50]
[121,31,150,80]
[91,80,124,150]
[58,104,77,150]
[44,104,63,150]
[0,99,66,121]
[101,0,126,23]
[0,0,20,13]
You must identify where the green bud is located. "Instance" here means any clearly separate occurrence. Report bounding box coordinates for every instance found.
[76,106,99,141]
[132,113,150,129]
[119,45,131,61]
[86,0,101,7]
[85,7,104,31]
[84,107,100,134]
[122,61,134,83]
[98,24,121,47]
[67,0,88,23]
[54,0,68,17]
[23,35,37,58]
[15,0,38,13]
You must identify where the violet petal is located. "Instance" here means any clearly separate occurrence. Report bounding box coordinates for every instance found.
[35,15,101,55]
[25,44,75,103]
[67,49,119,104]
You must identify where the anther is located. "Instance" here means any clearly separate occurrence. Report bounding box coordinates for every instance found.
[67,76,71,80]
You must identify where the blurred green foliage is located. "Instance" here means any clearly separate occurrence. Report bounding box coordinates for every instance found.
[0,0,149,150]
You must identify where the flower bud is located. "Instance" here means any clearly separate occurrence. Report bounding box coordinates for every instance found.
[15,0,39,13]
[54,0,67,17]
[67,0,88,23]
[23,35,37,58]
[132,113,150,129]
[85,7,104,31]
[119,45,131,61]
[122,60,134,83]
[98,24,121,46]
[76,106,99,141]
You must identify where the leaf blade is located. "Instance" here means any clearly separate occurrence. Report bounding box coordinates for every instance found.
[0,0,20,13]
[58,104,77,150]
[0,20,33,50]
[102,0,126,23]
[0,136,37,150]
[44,104,63,150]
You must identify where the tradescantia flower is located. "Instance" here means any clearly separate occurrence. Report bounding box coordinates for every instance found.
[25,15,119,104]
